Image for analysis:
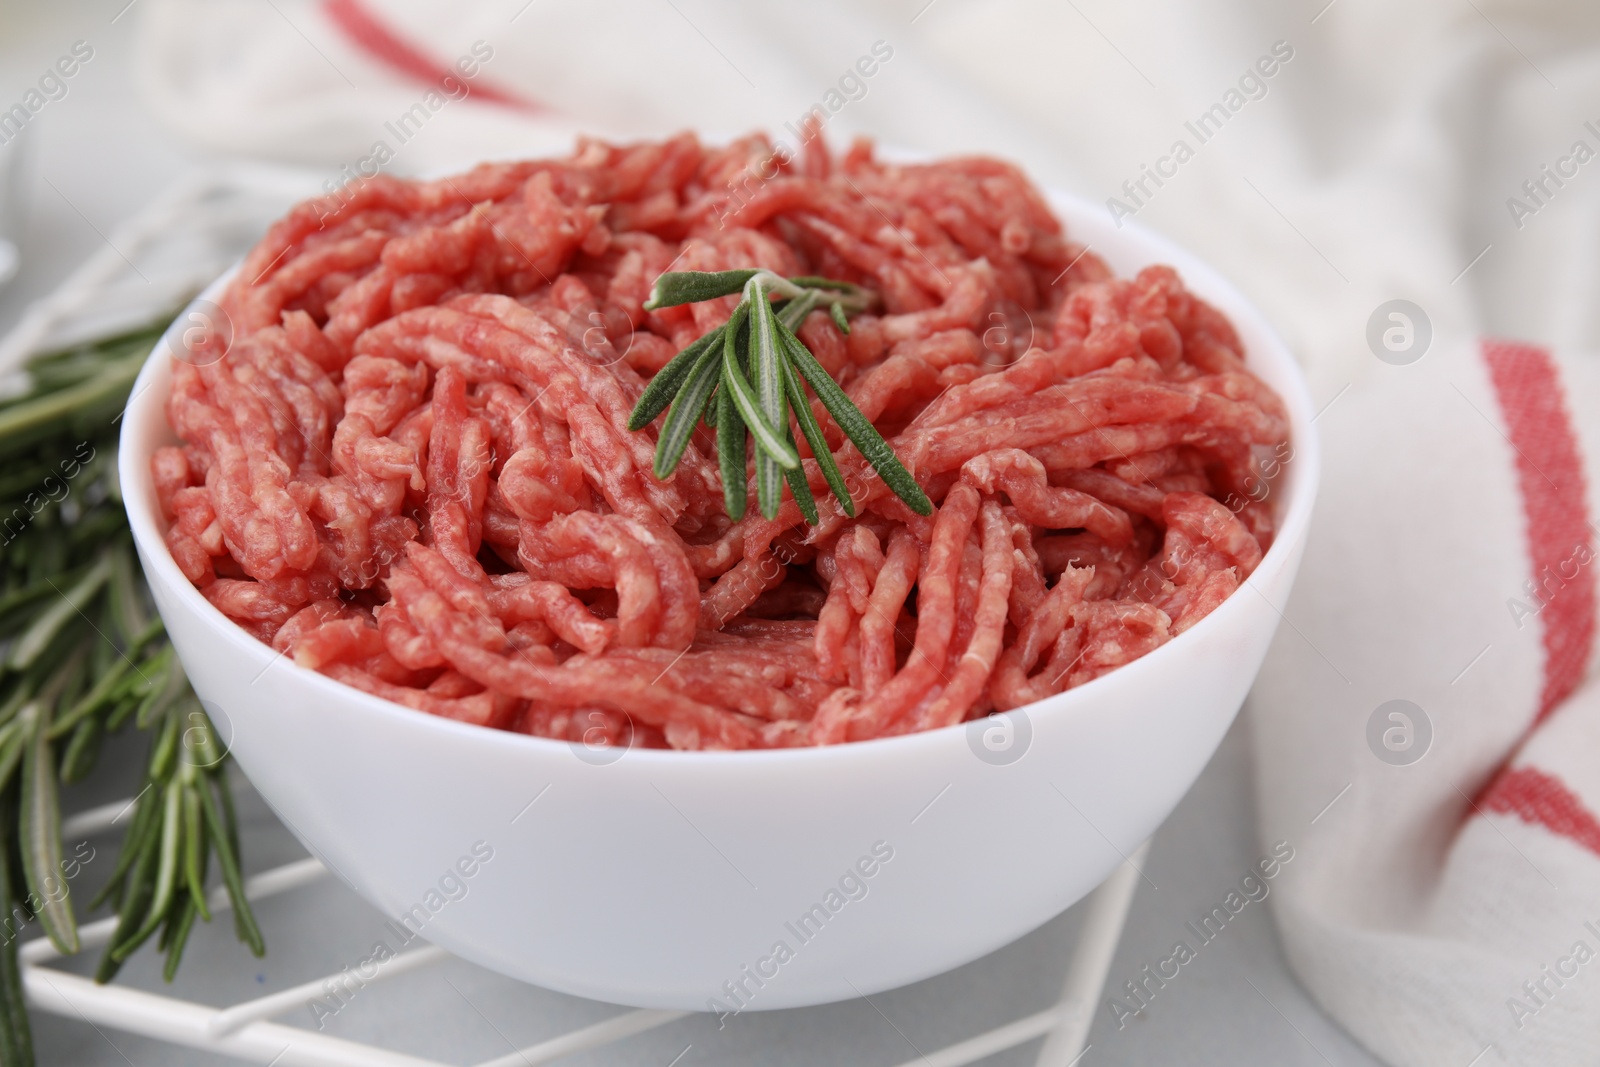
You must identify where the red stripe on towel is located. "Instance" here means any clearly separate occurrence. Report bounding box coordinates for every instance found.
[1481,766,1600,859]
[1483,340,1595,721]
[321,0,541,112]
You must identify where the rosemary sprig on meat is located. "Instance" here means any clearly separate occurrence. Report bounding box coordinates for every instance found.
[629,270,932,522]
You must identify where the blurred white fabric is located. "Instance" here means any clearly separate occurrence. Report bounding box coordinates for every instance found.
[133,2,1600,1064]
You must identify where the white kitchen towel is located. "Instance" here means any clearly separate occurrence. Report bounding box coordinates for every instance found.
[1250,336,1600,1067]
[132,1,1600,1063]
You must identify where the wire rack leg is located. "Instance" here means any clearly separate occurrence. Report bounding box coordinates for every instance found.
[1033,839,1151,1066]
[886,838,1150,1067]
[23,966,449,1067]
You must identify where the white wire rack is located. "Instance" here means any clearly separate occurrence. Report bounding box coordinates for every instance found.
[3,168,1147,1066]
[26,795,1146,1067]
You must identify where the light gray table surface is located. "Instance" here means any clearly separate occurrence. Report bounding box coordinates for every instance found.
[0,3,1388,1063]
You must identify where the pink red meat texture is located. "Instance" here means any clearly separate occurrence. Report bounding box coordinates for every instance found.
[155,133,1287,750]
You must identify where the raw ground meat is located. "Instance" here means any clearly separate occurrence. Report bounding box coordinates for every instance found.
[156,131,1290,750]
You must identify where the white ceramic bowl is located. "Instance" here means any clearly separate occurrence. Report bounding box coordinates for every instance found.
[119,186,1318,1012]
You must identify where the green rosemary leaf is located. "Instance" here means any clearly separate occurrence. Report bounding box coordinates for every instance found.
[651,319,730,480]
[0,718,27,796]
[21,669,78,955]
[58,714,104,784]
[749,278,791,520]
[7,557,110,672]
[830,303,851,335]
[198,774,264,956]
[701,384,719,429]
[755,436,784,519]
[112,779,182,961]
[716,384,748,522]
[776,290,821,333]
[49,655,133,740]
[181,775,210,921]
[723,302,748,385]
[749,278,784,423]
[90,786,158,912]
[643,270,761,310]
[781,358,855,517]
[787,276,860,293]
[137,649,187,731]
[749,280,795,518]
[783,447,819,525]
[0,812,34,1066]
[0,352,143,461]
[94,823,155,983]
[109,544,151,646]
[775,318,932,516]
[161,897,199,983]
[214,770,243,907]
[628,325,724,431]
[720,347,799,470]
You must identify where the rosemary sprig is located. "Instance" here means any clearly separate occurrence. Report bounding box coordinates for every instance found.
[0,319,262,1066]
[633,270,932,521]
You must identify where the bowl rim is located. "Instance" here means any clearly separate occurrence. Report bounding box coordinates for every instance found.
[118,179,1321,766]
